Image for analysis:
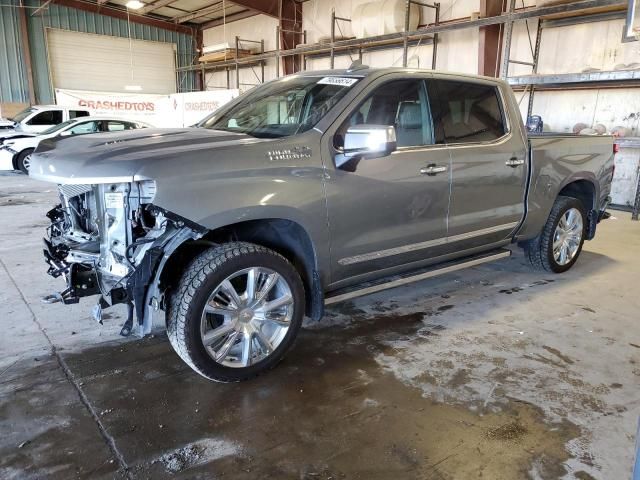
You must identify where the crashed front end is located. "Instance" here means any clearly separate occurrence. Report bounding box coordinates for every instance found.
[43,180,203,336]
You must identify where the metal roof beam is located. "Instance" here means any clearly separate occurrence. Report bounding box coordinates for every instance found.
[140,0,177,14]
[45,0,197,34]
[228,0,278,18]
[175,2,223,23]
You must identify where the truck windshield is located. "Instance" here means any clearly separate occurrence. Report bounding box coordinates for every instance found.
[199,76,360,138]
[10,107,36,123]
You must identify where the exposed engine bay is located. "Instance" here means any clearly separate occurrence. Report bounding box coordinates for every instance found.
[43,181,203,336]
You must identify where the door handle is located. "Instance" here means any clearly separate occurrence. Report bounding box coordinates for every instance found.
[506,157,525,167]
[420,164,448,176]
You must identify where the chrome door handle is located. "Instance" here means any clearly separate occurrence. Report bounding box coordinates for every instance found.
[420,164,448,176]
[506,157,525,167]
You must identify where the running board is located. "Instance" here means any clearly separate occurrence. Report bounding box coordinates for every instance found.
[325,249,511,306]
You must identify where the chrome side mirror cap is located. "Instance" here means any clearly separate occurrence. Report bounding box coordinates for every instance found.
[343,125,397,158]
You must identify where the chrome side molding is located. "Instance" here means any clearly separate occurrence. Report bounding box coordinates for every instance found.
[338,223,518,266]
[325,249,511,306]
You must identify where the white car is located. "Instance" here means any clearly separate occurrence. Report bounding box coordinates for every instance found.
[0,105,91,140]
[0,116,151,173]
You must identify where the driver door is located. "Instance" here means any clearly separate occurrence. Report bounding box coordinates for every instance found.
[322,76,452,286]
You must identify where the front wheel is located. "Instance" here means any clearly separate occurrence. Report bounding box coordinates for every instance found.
[167,242,305,382]
[16,148,34,174]
[524,195,586,273]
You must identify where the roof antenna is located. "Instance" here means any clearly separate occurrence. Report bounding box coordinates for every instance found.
[347,60,368,72]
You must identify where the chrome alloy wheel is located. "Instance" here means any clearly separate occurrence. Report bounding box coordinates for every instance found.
[22,154,31,171]
[553,207,583,266]
[200,267,294,368]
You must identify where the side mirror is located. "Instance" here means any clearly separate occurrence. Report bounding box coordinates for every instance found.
[343,125,397,159]
[59,130,74,137]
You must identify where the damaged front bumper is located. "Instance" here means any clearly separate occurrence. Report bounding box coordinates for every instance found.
[43,182,204,336]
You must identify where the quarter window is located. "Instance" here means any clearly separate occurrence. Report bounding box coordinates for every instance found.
[335,79,435,149]
[432,80,506,143]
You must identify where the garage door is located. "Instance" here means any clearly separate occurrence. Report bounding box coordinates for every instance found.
[46,29,176,94]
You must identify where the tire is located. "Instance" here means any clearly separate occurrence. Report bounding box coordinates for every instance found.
[166,242,305,382]
[16,148,34,174]
[524,195,587,273]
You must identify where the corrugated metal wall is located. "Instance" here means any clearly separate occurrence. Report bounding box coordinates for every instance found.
[0,3,30,104]
[0,0,197,104]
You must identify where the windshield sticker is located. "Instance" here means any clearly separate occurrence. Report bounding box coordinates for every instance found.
[317,77,359,87]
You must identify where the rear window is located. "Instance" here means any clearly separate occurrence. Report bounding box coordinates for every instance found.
[70,110,90,119]
[433,80,506,144]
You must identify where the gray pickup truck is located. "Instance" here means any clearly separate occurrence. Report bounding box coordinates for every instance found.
[30,66,614,382]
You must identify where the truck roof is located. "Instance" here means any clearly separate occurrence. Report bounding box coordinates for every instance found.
[295,67,508,86]
[31,105,89,111]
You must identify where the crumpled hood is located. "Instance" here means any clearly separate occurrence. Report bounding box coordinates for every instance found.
[29,128,262,184]
[1,133,37,144]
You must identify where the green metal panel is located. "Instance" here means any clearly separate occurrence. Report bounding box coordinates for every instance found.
[0,2,29,104]
[2,0,197,104]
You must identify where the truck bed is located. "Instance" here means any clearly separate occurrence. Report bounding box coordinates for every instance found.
[516,133,615,240]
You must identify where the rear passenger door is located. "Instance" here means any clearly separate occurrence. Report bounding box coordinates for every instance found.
[431,78,527,246]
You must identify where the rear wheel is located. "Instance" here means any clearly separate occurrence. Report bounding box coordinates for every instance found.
[16,148,34,174]
[524,195,586,273]
[166,242,305,382]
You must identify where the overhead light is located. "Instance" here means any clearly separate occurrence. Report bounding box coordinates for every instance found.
[125,0,145,10]
[125,85,142,91]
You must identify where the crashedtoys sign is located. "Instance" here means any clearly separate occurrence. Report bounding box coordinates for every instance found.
[55,89,239,127]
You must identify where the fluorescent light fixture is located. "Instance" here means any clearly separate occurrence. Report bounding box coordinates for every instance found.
[124,85,142,91]
[125,0,145,10]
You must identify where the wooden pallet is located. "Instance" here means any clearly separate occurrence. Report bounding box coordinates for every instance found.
[540,2,626,21]
[198,48,254,64]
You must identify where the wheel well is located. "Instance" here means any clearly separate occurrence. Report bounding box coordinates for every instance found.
[159,219,321,319]
[558,180,596,211]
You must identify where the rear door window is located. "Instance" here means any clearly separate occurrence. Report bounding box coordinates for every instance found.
[431,80,506,144]
[104,121,135,132]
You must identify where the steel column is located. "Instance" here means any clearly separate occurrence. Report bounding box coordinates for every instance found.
[500,0,517,79]
[330,10,336,69]
[527,20,543,118]
[235,36,240,89]
[403,0,410,67]
[19,5,36,104]
[432,2,440,70]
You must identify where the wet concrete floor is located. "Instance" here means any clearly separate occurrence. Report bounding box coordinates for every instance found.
[0,173,638,479]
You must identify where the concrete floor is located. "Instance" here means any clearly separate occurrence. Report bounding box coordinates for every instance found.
[0,172,638,480]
